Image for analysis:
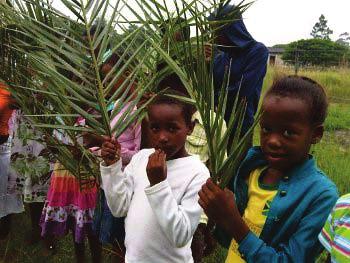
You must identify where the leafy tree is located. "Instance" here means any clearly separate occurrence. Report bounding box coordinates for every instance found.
[336,32,350,46]
[282,39,349,67]
[272,44,287,49]
[311,14,333,40]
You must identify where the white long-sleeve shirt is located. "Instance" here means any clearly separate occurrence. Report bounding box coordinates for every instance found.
[100,149,210,263]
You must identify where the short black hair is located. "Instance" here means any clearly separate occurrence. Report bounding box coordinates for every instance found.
[265,75,328,125]
[82,21,111,50]
[157,72,189,96]
[104,52,120,66]
[102,51,135,80]
[148,90,196,126]
[82,23,103,37]
[159,17,191,41]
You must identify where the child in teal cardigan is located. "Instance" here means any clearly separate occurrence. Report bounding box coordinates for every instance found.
[199,76,338,262]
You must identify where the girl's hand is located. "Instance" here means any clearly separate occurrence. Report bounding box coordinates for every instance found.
[82,132,104,148]
[101,136,121,166]
[198,178,249,243]
[146,149,167,186]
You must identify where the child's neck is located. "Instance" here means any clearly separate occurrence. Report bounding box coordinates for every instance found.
[262,168,283,186]
[263,155,311,186]
[166,147,189,161]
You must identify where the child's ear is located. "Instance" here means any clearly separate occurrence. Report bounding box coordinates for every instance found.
[311,124,324,144]
[187,121,195,136]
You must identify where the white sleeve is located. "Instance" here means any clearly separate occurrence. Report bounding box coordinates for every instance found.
[100,159,135,217]
[144,170,209,248]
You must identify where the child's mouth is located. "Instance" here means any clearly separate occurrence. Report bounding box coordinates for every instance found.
[156,146,172,154]
[265,152,286,162]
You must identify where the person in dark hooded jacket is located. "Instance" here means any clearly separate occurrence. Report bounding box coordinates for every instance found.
[209,5,268,149]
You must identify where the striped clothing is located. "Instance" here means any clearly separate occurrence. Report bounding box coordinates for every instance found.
[319,194,350,263]
[185,111,227,163]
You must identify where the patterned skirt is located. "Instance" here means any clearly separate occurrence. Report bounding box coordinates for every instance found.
[40,162,98,243]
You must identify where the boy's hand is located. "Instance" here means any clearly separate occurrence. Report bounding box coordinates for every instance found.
[146,149,167,186]
[204,44,213,62]
[198,178,249,243]
[101,136,121,166]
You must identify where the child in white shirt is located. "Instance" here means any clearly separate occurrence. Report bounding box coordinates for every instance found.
[100,92,210,263]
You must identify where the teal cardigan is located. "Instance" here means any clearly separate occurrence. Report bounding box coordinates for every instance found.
[215,147,338,262]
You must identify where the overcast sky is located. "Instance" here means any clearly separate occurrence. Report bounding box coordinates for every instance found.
[243,0,350,46]
[53,0,350,47]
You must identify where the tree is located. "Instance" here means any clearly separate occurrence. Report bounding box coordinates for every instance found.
[336,32,350,46]
[272,44,287,49]
[282,39,349,67]
[311,14,333,40]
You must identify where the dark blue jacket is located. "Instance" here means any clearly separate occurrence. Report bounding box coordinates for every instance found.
[212,8,268,134]
[215,147,338,262]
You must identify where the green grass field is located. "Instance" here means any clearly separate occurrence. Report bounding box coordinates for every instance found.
[1,67,349,263]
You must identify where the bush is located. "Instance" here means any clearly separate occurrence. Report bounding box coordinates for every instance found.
[282,39,350,67]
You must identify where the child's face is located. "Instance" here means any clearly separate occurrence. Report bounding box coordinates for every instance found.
[147,103,194,160]
[260,95,323,172]
[101,64,134,99]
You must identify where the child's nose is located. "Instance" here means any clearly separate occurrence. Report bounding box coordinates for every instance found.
[159,132,169,143]
[267,134,282,149]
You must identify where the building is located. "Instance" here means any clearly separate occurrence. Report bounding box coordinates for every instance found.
[268,47,285,66]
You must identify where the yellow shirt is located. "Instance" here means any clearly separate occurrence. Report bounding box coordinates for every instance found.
[226,167,278,263]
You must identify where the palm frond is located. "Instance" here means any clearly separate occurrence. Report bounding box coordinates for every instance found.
[0,0,257,188]
[0,0,152,186]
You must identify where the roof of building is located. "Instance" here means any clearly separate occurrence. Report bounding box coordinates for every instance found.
[268,47,285,54]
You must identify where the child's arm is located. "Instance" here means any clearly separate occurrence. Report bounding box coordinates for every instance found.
[100,137,135,217]
[145,150,210,247]
[199,179,338,263]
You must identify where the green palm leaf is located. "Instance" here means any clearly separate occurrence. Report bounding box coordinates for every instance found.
[0,0,153,187]
[131,0,257,188]
[1,0,257,189]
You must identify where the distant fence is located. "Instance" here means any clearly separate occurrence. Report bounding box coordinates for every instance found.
[269,48,350,75]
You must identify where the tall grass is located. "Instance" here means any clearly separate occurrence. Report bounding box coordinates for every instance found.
[262,67,350,102]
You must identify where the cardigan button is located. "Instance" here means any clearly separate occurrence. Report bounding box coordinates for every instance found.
[280,190,287,197]
[283,176,289,181]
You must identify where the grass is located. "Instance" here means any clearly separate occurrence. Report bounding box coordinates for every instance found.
[1,66,350,262]
[263,67,350,102]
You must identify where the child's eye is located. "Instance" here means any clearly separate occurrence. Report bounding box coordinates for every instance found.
[261,127,270,133]
[283,130,294,137]
[150,126,159,132]
[168,127,178,133]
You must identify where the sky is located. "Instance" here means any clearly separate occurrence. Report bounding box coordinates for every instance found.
[52,0,350,47]
[243,0,350,46]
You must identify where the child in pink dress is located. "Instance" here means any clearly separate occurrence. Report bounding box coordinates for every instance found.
[93,53,141,258]
[40,115,101,262]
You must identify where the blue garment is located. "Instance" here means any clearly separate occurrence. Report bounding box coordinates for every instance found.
[211,6,268,134]
[93,190,125,245]
[215,147,338,262]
